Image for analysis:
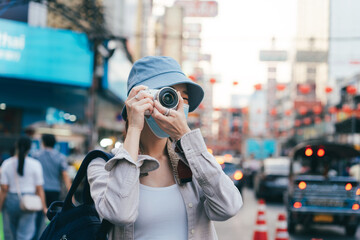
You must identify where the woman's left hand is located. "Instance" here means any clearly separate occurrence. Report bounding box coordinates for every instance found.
[152,91,191,140]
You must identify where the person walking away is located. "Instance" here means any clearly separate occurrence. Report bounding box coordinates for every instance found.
[31,134,72,239]
[87,56,243,239]
[0,136,47,240]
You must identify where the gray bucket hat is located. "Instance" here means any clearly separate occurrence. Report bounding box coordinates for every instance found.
[121,56,204,121]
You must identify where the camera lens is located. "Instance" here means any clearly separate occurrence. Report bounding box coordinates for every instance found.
[158,87,179,108]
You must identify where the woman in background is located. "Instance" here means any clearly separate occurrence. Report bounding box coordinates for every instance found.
[0,136,47,240]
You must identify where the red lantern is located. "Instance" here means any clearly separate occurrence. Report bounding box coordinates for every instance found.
[342,104,352,113]
[210,78,216,84]
[188,75,196,81]
[303,117,311,125]
[285,109,292,116]
[315,117,322,124]
[312,105,322,115]
[276,84,286,91]
[346,85,357,95]
[325,86,333,93]
[233,81,239,86]
[270,108,277,116]
[242,107,249,114]
[214,107,221,111]
[298,106,308,115]
[294,120,301,127]
[254,83,262,90]
[299,84,311,94]
[328,106,337,114]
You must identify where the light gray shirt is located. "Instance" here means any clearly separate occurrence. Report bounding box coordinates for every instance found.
[87,129,243,240]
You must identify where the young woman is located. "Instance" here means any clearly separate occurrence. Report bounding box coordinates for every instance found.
[87,56,243,239]
[0,136,47,240]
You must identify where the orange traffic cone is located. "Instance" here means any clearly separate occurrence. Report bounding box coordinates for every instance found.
[274,214,289,240]
[253,199,268,240]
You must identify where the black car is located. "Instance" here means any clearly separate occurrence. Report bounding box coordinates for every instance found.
[254,157,290,200]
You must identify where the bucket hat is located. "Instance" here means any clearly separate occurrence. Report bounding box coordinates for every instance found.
[121,56,204,121]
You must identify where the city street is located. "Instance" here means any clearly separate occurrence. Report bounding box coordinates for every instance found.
[215,188,360,240]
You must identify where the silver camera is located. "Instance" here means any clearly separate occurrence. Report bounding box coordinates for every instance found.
[142,87,179,115]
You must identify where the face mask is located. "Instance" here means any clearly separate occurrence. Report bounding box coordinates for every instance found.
[145,104,189,138]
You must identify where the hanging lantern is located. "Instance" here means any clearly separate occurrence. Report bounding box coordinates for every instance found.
[210,78,216,84]
[285,109,292,116]
[325,86,333,93]
[233,81,239,86]
[315,117,322,124]
[303,117,311,125]
[242,107,249,114]
[254,83,262,90]
[270,108,277,116]
[276,84,286,91]
[298,106,308,115]
[312,105,322,115]
[299,84,311,94]
[328,106,338,114]
[294,120,301,127]
[188,75,196,82]
[346,85,357,95]
[342,104,352,113]
[214,107,221,111]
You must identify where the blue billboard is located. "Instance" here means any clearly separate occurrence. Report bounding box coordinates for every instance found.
[246,138,277,159]
[0,19,93,87]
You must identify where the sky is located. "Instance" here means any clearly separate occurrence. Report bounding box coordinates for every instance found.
[198,0,298,107]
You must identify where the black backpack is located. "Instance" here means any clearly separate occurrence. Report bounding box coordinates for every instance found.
[39,150,114,240]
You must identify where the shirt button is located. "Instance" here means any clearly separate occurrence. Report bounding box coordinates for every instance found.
[191,229,195,234]
[188,203,193,208]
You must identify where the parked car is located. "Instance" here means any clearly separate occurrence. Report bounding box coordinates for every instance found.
[286,141,360,236]
[253,157,290,200]
[216,156,244,191]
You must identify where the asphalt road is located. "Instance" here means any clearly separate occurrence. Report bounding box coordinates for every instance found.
[214,187,360,240]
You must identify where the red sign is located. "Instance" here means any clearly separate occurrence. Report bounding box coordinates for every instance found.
[175,1,218,17]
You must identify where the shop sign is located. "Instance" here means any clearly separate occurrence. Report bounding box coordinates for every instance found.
[175,1,218,17]
[0,19,93,87]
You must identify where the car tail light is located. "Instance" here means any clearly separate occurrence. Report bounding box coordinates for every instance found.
[317,149,325,157]
[233,170,243,180]
[294,202,302,208]
[305,147,313,157]
[345,183,352,191]
[356,188,360,195]
[298,181,307,190]
[352,203,359,210]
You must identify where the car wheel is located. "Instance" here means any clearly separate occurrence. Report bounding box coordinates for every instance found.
[345,225,357,236]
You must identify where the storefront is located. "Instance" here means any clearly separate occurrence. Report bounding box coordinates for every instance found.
[0,19,94,158]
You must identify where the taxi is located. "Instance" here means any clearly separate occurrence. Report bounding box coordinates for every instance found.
[286,141,360,236]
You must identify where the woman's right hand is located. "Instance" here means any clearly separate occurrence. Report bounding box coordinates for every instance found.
[125,85,154,131]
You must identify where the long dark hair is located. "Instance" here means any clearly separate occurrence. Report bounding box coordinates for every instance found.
[16,136,32,176]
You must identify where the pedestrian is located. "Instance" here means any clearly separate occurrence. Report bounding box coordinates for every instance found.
[0,136,47,240]
[31,133,72,239]
[87,56,243,239]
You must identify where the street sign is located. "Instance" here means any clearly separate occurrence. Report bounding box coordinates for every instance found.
[259,50,288,62]
[183,38,201,48]
[296,50,328,63]
[175,1,218,17]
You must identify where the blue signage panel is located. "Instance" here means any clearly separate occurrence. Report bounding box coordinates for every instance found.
[0,19,93,87]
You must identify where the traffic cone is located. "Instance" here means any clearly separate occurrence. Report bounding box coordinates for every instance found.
[274,214,289,240]
[253,199,268,240]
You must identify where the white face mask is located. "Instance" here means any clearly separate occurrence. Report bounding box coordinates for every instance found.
[145,104,190,138]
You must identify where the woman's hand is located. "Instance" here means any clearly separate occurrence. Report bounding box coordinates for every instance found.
[152,91,191,140]
[125,85,154,131]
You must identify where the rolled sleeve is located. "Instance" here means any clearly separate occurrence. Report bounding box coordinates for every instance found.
[180,129,243,221]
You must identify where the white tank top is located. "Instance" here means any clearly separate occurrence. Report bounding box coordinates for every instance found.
[134,184,188,240]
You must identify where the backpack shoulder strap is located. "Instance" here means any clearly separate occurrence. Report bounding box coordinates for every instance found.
[63,150,113,210]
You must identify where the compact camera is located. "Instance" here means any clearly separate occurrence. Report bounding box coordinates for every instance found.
[142,87,179,115]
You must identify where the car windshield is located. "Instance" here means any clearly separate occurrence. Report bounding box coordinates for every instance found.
[293,155,354,177]
[222,162,238,174]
